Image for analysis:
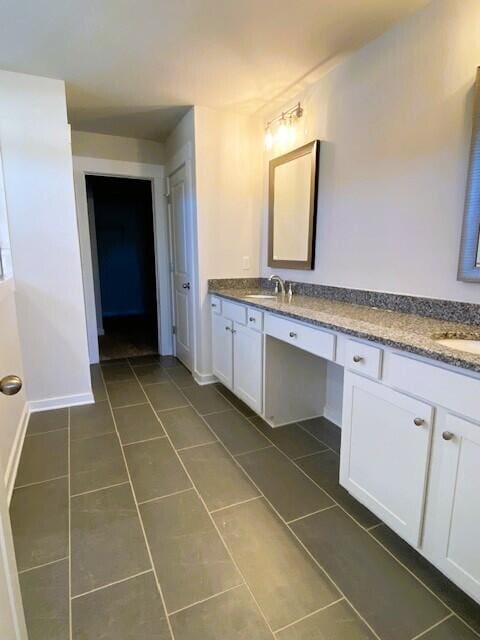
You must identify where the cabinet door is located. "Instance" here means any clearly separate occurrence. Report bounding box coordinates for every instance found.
[340,372,433,547]
[435,414,480,602]
[233,322,263,414]
[212,314,233,389]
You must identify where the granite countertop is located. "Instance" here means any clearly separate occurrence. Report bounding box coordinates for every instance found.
[209,286,480,374]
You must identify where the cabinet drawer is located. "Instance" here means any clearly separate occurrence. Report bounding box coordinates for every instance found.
[223,300,247,325]
[264,314,335,360]
[345,339,383,380]
[247,307,263,332]
[210,296,222,315]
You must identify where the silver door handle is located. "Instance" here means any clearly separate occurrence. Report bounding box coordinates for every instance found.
[182,282,191,290]
[0,375,22,396]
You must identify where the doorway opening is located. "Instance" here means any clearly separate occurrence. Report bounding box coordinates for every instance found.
[86,175,158,361]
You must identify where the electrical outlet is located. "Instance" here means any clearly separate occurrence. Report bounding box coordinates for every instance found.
[242,256,250,270]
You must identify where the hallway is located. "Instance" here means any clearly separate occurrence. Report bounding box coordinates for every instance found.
[9,358,480,640]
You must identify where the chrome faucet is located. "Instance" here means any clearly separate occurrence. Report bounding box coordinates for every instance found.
[269,274,286,296]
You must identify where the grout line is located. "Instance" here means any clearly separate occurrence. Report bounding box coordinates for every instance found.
[24,426,69,438]
[234,444,274,458]
[103,363,177,640]
[137,487,194,506]
[122,434,168,447]
[273,597,345,635]
[167,583,244,617]
[209,495,263,515]
[71,569,154,600]
[201,408,237,417]
[108,401,148,410]
[14,474,69,490]
[68,407,72,640]
[286,504,336,524]
[139,370,277,638]
[70,481,130,498]
[18,556,69,575]
[409,613,454,640]
[292,448,330,461]
[295,421,340,457]
[366,523,383,532]
[176,440,219,452]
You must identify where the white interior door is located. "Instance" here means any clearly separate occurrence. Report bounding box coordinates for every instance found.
[168,165,194,370]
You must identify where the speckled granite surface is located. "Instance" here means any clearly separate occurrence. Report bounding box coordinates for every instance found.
[208,281,480,374]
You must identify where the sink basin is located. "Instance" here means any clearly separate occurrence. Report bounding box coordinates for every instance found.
[244,294,277,300]
[435,338,480,355]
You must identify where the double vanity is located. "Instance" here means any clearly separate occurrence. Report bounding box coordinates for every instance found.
[209,279,480,605]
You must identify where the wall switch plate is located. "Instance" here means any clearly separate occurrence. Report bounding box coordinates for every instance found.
[242,256,250,270]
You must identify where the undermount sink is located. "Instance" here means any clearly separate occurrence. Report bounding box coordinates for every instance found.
[244,294,277,300]
[435,338,480,355]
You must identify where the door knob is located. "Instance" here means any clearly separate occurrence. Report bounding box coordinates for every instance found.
[182,282,191,290]
[442,431,455,441]
[0,375,22,396]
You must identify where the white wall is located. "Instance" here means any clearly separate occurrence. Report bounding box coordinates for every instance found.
[0,69,91,408]
[71,130,165,164]
[261,0,480,304]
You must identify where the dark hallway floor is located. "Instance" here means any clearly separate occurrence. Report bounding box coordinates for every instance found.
[99,315,158,361]
[9,357,480,639]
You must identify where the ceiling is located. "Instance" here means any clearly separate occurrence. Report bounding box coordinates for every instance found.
[0,0,429,141]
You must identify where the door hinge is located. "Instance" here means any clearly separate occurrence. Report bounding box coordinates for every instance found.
[172,325,176,335]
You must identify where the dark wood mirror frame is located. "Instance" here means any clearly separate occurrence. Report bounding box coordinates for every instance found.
[268,140,320,270]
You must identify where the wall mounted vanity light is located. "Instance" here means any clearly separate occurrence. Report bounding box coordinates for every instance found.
[264,102,303,150]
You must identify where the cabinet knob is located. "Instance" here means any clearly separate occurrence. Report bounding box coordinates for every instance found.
[442,431,454,441]
[211,303,217,308]
[249,317,255,322]
[225,326,231,332]
[353,355,364,363]
[413,417,425,427]
[289,331,297,338]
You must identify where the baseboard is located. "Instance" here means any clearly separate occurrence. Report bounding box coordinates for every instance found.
[28,391,94,412]
[323,404,342,428]
[5,404,30,504]
[193,371,217,386]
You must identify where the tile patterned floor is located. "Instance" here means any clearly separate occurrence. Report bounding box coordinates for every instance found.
[9,357,480,640]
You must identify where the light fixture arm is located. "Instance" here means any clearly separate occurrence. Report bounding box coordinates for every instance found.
[265,102,303,131]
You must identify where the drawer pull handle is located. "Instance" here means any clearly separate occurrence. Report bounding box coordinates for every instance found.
[353,355,364,363]
[289,331,297,338]
[249,317,255,322]
[442,431,455,441]
[413,417,425,427]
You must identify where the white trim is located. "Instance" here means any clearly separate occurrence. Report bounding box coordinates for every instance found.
[0,276,15,304]
[28,392,94,413]
[193,372,217,386]
[4,404,29,504]
[72,156,172,363]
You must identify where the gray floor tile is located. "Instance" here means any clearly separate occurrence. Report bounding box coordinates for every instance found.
[134,364,170,385]
[106,380,146,408]
[419,616,479,640]
[102,363,135,383]
[128,354,160,366]
[114,403,165,444]
[145,381,188,411]
[19,559,69,640]
[251,416,328,459]
[237,447,334,522]
[70,432,128,495]
[159,406,217,450]
[10,478,68,571]
[297,450,379,529]
[27,408,68,436]
[182,385,231,415]
[371,524,480,633]
[213,498,339,631]
[298,417,341,453]
[214,383,257,417]
[72,572,170,640]
[90,364,107,402]
[140,490,241,613]
[71,483,150,596]
[124,437,191,502]
[70,401,115,441]
[15,429,68,487]
[101,358,128,365]
[276,599,376,640]
[171,584,273,640]
[204,410,270,455]
[158,355,182,368]
[167,366,195,388]
[180,442,259,511]
[292,507,448,640]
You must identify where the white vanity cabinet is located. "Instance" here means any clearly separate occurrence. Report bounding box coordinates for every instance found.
[340,372,434,547]
[211,299,263,413]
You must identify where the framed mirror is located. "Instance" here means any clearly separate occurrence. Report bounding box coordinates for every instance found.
[268,140,320,270]
[458,67,480,282]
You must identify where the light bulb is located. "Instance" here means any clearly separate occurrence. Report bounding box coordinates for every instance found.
[276,118,289,145]
[264,127,273,150]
